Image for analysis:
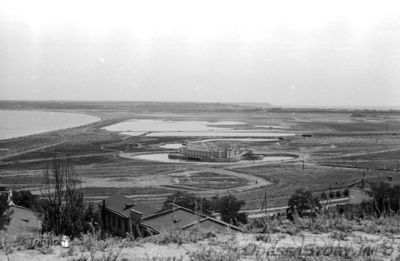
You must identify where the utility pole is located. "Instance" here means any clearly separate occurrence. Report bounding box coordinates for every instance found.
[261,186,267,211]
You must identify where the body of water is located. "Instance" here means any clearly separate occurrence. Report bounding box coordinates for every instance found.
[159,143,183,149]
[144,131,294,137]
[103,119,239,132]
[0,110,99,140]
[104,119,294,138]
[123,152,296,164]
[159,138,279,149]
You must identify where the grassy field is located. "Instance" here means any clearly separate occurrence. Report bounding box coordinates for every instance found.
[1,101,400,211]
[231,162,398,209]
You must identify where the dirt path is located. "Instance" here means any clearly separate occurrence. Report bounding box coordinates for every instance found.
[0,142,65,161]
[157,166,271,195]
[0,152,117,166]
[317,147,400,160]
[114,151,299,194]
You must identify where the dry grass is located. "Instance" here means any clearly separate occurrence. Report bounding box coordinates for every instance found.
[250,211,400,235]
[140,226,218,245]
[2,212,400,260]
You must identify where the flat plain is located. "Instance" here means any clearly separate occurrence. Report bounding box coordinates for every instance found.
[1,101,399,210]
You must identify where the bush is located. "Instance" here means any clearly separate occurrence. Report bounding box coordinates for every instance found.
[329,191,335,199]
[287,188,320,220]
[162,192,247,226]
[368,182,400,216]
[142,226,216,245]
[320,192,327,200]
[215,194,247,226]
[41,154,93,238]
[343,189,349,197]
[12,190,39,211]
[162,191,213,215]
[189,247,240,261]
[335,190,342,198]
[0,194,12,230]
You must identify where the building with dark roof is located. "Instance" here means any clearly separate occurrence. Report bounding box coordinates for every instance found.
[101,194,241,237]
[101,194,157,237]
[142,204,242,234]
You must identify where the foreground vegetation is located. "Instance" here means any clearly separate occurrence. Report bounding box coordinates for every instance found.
[1,212,400,260]
[2,168,400,260]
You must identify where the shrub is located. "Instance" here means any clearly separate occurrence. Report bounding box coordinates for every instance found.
[368,182,400,216]
[343,189,349,197]
[320,191,327,200]
[162,191,213,215]
[41,154,93,238]
[215,194,247,226]
[335,190,342,198]
[287,188,320,220]
[329,191,335,199]
[0,193,12,230]
[142,226,216,245]
[189,247,240,261]
[162,192,247,225]
[12,190,39,211]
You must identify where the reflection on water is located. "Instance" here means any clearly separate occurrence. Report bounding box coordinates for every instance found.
[159,138,279,149]
[125,153,296,164]
[256,125,290,129]
[104,119,295,138]
[146,132,294,137]
[159,143,183,149]
[207,121,245,125]
[104,119,236,132]
[197,138,279,142]
[0,110,99,140]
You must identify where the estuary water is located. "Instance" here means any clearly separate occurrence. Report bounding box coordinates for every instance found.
[122,152,296,164]
[104,119,294,138]
[159,138,279,149]
[0,110,99,140]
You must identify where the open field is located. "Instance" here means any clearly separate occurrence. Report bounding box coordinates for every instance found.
[1,101,400,211]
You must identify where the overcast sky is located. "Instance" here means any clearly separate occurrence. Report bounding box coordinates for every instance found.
[0,0,399,107]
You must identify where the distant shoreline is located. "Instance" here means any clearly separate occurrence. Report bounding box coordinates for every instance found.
[0,110,100,141]
[0,100,399,113]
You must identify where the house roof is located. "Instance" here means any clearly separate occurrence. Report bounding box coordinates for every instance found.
[142,204,241,233]
[104,194,157,218]
[131,201,158,217]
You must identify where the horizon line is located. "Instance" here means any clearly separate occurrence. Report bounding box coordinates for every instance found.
[0,99,399,110]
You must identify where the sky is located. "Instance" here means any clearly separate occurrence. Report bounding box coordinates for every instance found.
[0,0,400,107]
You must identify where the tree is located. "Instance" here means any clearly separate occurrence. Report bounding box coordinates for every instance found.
[369,182,400,216]
[329,191,335,199]
[40,153,89,237]
[0,193,12,230]
[214,194,247,226]
[162,192,247,225]
[343,188,349,197]
[162,191,213,215]
[287,188,320,220]
[12,190,39,211]
[320,191,327,200]
[335,190,342,198]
